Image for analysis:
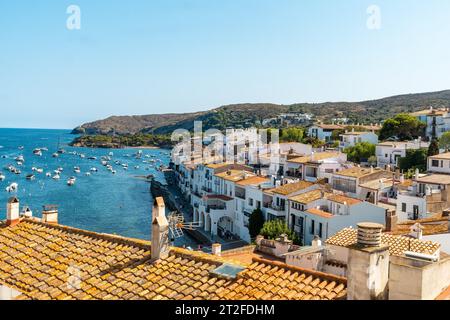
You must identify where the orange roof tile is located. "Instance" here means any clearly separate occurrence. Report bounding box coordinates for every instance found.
[271,181,314,196]
[327,194,361,206]
[306,208,333,219]
[236,176,269,186]
[0,219,347,300]
[289,189,327,204]
[326,228,441,257]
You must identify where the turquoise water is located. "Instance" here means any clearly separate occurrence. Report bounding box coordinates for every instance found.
[0,128,190,245]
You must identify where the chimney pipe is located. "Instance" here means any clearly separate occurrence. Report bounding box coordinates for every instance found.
[357,222,383,247]
[151,197,170,261]
[6,197,20,227]
[212,243,222,256]
[42,205,58,224]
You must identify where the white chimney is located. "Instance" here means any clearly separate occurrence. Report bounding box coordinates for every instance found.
[410,223,424,240]
[151,197,170,261]
[415,169,420,181]
[41,205,58,224]
[6,197,20,227]
[347,223,389,300]
[212,243,222,256]
[311,236,322,248]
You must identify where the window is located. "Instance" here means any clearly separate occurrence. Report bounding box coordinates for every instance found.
[249,198,254,206]
[432,160,439,167]
[310,220,315,235]
[401,203,406,212]
[318,223,323,238]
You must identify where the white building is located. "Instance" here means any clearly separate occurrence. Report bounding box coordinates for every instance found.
[339,131,379,150]
[376,140,428,169]
[411,107,450,139]
[308,124,344,143]
[288,191,387,245]
[428,152,450,174]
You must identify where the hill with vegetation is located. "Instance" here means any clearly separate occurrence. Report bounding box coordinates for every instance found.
[72,90,450,135]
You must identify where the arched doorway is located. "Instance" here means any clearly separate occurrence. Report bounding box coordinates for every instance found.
[199,212,205,227]
[217,216,234,239]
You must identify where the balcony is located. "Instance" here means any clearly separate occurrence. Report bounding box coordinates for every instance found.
[235,192,246,199]
[206,205,226,213]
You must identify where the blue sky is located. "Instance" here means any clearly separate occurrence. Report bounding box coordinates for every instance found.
[1,0,450,129]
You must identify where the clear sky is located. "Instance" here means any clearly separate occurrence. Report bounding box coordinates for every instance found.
[1,0,450,129]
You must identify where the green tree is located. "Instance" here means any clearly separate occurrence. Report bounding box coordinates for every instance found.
[259,219,300,245]
[428,139,440,157]
[379,114,426,140]
[280,127,304,143]
[248,208,265,239]
[439,132,450,151]
[398,148,428,172]
[343,142,376,163]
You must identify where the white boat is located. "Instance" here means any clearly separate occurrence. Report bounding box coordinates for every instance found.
[52,153,59,158]
[67,177,76,186]
[74,167,81,174]
[36,168,43,174]
[52,174,60,180]
[101,161,108,166]
[6,183,18,192]
[85,172,91,176]
[57,167,64,172]
[15,155,24,162]
[109,152,114,157]
[111,170,116,174]
[26,174,35,180]
[18,146,24,150]
[79,154,85,159]
[0,173,5,181]
[90,167,98,172]
[33,148,42,156]
[46,172,52,177]
[54,170,61,174]
[32,167,37,171]
[21,206,33,218]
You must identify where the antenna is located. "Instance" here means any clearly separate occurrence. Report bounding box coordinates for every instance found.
[167,211,203,240]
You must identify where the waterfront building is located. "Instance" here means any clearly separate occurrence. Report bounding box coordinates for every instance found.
[411,107,450,139]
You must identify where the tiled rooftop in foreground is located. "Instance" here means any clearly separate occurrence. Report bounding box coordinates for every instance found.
[0,219,347,300]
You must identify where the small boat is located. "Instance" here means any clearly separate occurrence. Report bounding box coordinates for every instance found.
[90,167,98,172]
[88,156,97,160]
[18,146,24,150]
[0,173,5,181]
[108,152,114,157]
[33,148,42,156]
[73,166,81,174]
[54,170,61,174]
[36,168,43,174]
[26,174,35,180]
[46,172,52,177]
[52,153,59,158]
[14,169,21,175]
[57,148,66,154]
[101,161,108,166]
[85,172,91,176]
[21,206,33,218]
[1,155,7,159]
[67,177,76,186]
[15,155,24,162]
[6,183,18,193]
[41,147,48,152]
[57,167,64,172]
[111,170,116,174]
[79,154,85,159]
[52,174,60,180]
[134,166,140,169]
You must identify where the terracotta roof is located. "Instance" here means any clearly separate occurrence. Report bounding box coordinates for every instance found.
[206,163,233,169]
[205,195,233,201]
[429,152,450,160]
[314,124,344,130]
[271,181,314,196]
[327,194,361,206]
[326,228,441,257]
[411,109,447,117]
[416,174,450,185]
[306,208,333,219]
[334,167,384,178]
[289,190,326,204]
[236,176,269,187]
[288,152,341,164]
[1,219,347,300]
[215,170,254,182]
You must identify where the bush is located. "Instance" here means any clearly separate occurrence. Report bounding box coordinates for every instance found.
[260,220,300,245]
[379,114,426,140]
[398,148,428,172]
[344,142,376,163]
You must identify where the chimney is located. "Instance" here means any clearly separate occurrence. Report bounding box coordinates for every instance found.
[385,210,398,232]
[41,205,58,224]
[347,222,389,300]
[415,169,420,181]
[409,223,424,240]
[212,243,222,256]
[6,197,20,227]
[151,197,170,261]
[312,235,322,248]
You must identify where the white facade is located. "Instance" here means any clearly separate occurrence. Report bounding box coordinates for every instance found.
[376,140,428,169]
[308,125,343,142]
[339,132,379,150]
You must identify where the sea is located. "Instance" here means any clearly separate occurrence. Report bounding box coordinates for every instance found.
[0,128,195,246]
